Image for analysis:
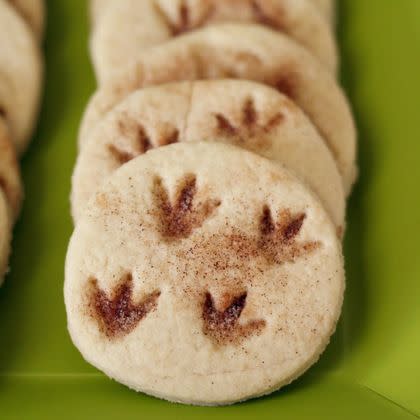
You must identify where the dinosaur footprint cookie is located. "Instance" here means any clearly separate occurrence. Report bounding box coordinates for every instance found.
[65,142,345,405]
[80,24,356,194]
[72,80,345,233]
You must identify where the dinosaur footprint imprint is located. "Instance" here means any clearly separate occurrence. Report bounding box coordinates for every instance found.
[108,118,179,165]
[202,291,266,345]
[152,174,221,240]
[214,98,285,144]
[88,273,160,339]
[258,205,321,264]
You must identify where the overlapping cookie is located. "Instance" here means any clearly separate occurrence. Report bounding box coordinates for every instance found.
[0,0,43,155]
[72,80,345,233]
[65,142,345,405]
[80,24,356,194]
[90,0,338,83]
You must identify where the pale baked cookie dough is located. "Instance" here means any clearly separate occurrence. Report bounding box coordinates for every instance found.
[91,0,338,83]
[65,142,345,405]
[80,24,356,194]
[0,0,43,155]
[72,80,345,233]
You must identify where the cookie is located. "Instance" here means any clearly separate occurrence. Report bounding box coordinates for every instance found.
[79,24,356,194]
[91,0,338,84]
[0,0,43,155]
[8,0,45,41]
[0,186,11,284]
[311,0,335,24]
[65,142,345,405]
[72,80,345,233]
[0,117,23,220]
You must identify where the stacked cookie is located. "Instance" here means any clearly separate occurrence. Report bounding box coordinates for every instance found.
[66,0,356,405]
[0,0,44,284]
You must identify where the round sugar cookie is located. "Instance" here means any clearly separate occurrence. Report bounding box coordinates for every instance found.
[91,0,338,84]
[72,80,345,233]
[65,142,345,405]
[0,0,43,155]
[79,24,356,194]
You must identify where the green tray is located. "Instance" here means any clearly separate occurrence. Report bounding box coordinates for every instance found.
[1,0,419,418]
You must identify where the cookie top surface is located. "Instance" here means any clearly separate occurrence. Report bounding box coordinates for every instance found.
[65,142,345,405]
[91,0,337,83]
[0,0,43,155]
[80,24,356,193]
[73,80,345,232]
[0,117,23,220]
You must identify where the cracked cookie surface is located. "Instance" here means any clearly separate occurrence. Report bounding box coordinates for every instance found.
[81,24,356,194]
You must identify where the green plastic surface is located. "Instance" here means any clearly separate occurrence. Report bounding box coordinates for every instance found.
[1,0,419,418]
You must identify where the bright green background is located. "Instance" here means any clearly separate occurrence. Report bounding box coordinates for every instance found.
[1,0,419,418]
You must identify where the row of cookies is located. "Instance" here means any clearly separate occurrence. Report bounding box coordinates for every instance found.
[0,0,44,283]
[89,0,338,84]
[66,0,355,405]
[81,2,356,192]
